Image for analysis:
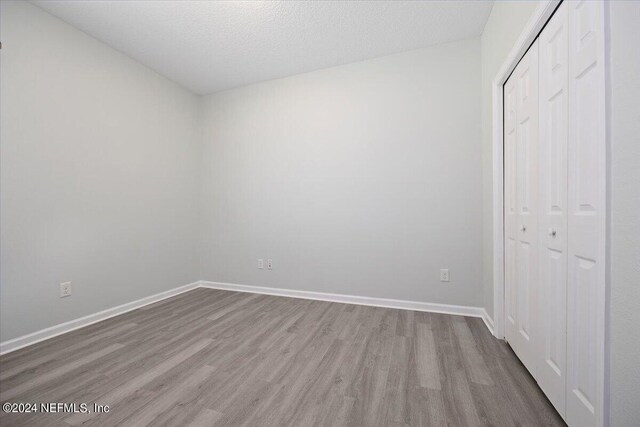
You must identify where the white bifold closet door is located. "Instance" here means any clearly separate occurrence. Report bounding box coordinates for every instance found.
[504,39,539,377]
[537,1,569,417]
[565,1,606,426]
[504,1,606,426]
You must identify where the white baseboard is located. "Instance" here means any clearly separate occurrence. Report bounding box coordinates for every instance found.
[1,280,494,356]
[0,281,200,355]
[199,280,486,319]
[482,309,495,336]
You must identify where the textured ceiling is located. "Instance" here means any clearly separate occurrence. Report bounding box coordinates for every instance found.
[31,1,494,95]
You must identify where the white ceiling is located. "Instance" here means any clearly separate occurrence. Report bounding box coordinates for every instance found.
[31,1,494,95]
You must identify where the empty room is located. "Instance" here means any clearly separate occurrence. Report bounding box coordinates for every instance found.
[1,0,638,426]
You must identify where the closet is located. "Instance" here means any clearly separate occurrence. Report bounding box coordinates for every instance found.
[503,1,606,426]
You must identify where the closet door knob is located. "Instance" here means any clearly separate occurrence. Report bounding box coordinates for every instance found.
[548,228,557,237]
[520,225,526,232]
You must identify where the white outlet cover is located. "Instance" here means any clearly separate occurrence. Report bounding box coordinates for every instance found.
[439,269,450,282]
[267,259,273,270]
[60,281,72,297]
[257,259,264,269]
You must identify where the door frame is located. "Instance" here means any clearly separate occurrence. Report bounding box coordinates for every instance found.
[491,1,609,425]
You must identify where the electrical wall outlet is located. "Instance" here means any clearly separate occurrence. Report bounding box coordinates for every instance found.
[257,259,264,269]
[267,259,273,270]
[439,269,450,282]
[60,281,72,297]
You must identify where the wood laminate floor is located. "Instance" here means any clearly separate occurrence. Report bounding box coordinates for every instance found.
[0,288,565,426]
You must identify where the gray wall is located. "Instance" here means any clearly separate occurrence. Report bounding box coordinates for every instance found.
[0,1,201,341]
[480,0,539,321]
[608,1,640,425]
[199,39,483,307]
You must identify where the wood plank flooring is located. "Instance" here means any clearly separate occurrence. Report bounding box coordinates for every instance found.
[0,288,565,426]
